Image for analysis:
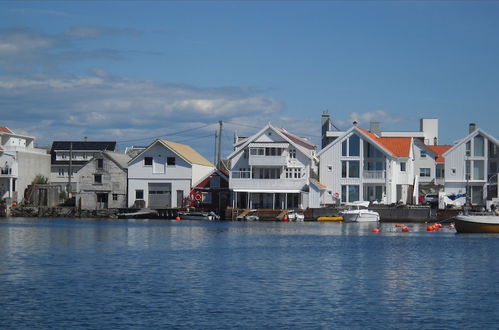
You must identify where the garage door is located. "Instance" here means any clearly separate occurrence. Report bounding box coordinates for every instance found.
[148,183,171,208]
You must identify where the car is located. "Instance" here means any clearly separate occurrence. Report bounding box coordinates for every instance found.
[424,194,439,205]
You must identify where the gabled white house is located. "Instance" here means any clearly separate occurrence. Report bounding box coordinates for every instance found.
[0,126,50,204]
[443,124,499,206]
[127,139,215,208]
[228,124,316,210]
[314,125,415,207]
[412,140,452,192]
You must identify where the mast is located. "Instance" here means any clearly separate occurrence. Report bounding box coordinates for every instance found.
[216,120,223,168]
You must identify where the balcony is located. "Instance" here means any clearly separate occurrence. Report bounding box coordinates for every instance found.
[230,171,306,191]
[0,167,14,177]
[248,155,287,166]
[363,170,386,181]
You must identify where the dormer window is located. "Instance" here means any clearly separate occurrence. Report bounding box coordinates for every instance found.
[420,151,427,158]
[144,157,153,166]
[289,149,296,159]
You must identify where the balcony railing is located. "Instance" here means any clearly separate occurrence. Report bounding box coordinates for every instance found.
[230,171,306,190]
[0,168,12,175]
[248,155,287,166]
[363,170,386,180]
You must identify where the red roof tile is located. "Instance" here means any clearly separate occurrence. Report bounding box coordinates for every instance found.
[278,128,315,150]
[427,145,452,163]
[358,128,412,157]
[0,126,13,134]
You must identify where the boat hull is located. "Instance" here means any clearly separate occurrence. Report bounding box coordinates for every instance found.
[317,216,343,222]
[454,215,499,233]
[341,212,379,222]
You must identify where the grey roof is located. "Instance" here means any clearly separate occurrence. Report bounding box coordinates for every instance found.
[103,151,131,170]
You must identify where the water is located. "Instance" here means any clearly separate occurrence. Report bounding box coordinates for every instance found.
[1,218,499,329]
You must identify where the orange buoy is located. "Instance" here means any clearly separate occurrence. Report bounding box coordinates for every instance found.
[426,225,434,231]
[175,216,181,221]
[402,227,409,232]
[283,216,289,222]
[372,228,380,233]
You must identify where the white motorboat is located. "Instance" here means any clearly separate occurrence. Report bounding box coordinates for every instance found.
[454,214,499,233]
[286,210,305,222]
[341,201,380,222]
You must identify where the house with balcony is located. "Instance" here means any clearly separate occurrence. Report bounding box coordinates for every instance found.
[127,139,215,209]
[412,140,452,196]
[50,140,117,195]
[315,124,415,206]
[443,124,499,207]
[228,124,316,210]
[76,151,130,210]
[0,126,50,204]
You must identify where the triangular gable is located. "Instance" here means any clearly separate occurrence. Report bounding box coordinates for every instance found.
[227,123,314,160]
[317,126,396,158]
[425,145,452,163]
[192,168,229,188]
[443,128,499,157]
[0,126,14,134]
[103,151,131,170]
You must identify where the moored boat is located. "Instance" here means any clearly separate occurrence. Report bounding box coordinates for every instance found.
[341,201,380,222]
[117,209,158,219]
[454,214,499,233]
[178,211,220,221]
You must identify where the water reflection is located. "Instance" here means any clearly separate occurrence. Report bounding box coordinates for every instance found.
[1,218,499,328]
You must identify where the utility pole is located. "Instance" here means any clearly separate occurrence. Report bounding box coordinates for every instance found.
[214,130,218,165]
[216,120,223,168]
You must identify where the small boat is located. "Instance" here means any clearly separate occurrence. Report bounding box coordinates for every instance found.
[341,201,380,222]
[286,210,305,222]
[179,211,220,221]
[117,208,158,219]
[454,214,499,233]
[317,216,343,222]
[236,209,259,221]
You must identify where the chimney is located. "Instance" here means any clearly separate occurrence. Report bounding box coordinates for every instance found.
[83,136,88,142]
[370,121,381,136]
[469,123,476,134]
[353,120,358,127]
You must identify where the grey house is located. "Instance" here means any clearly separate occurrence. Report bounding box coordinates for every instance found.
[76,151,130,210]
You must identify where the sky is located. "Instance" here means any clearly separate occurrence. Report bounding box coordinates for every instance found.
[1,1,498,161]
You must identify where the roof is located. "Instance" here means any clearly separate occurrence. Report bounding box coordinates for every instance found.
[359,128,412,157]
[51,141,117,151]
[426,145,452,163]
[158,140,214,167]
[0,126,13,134]
[104,151,131,169]
[277,128,315,150]
[443,128,499,157]
[310,178,327,190]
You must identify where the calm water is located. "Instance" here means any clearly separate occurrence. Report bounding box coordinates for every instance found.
[1,218,499,329]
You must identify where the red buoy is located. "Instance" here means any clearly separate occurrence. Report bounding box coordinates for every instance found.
[426,225,434,231]
[402,227,409,232]
[283,216,289,222]
[175,216,181,221]
[372,228,380,233]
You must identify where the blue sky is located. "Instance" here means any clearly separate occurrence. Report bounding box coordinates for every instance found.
[1,1,498,160]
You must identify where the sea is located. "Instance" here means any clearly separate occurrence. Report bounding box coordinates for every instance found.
[1,217,499,329]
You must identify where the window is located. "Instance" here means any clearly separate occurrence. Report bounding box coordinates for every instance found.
[420,168,431,177]
[167,157,176,166]
[474,135,484,157]
[341,161,359,178]
[136,190,144,199]
[58,168,65,176]
[400,162,406,172]
[341,185,359,203]
[210,176,220,188]
[473,160,484,180]
[144,157,153,166]
[97,158,103,169]
[452,168,456,174]
[243,149,248,159]
[420,150,427,158]
[466,141,471,156]
[112,194,118,201]
[94,174,102,184]
[289,149,296,159]
[327,165,332,172]
[61,153,67,159]
[342,134,360,157]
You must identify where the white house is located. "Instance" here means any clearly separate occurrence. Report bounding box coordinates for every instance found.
[443,124,499,206]
[127,139,215,208]
[412,140,452,194]
[228,124,316,210]
[315,125,415,207]
[0,126,50,204]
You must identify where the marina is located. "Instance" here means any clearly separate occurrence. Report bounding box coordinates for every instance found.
[1,217,499,329]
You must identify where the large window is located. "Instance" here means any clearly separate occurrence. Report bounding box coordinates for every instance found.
[473,160,484,180]
[342,134,360,157]
[474,135,484,157]
[341,185,360,203]
[341,161,360,178]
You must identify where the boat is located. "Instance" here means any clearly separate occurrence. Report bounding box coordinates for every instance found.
[454,214,499,233]
[316,216,343,222]
[178,211,220,221]
[285,210,305,221]
[341,201,380,222]
[236,209,259,221]
[117,208,158,219]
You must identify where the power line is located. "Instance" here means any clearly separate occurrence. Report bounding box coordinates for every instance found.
[116,123,216,143]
